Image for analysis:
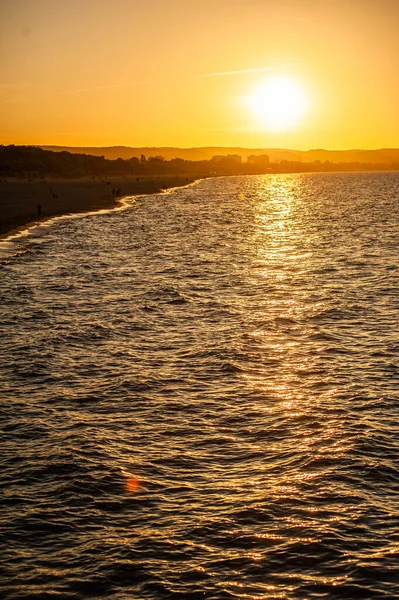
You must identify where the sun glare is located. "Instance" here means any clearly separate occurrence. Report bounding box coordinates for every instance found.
[246,76,309,131]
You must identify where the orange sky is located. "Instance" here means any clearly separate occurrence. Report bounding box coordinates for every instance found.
[1,0,398,149]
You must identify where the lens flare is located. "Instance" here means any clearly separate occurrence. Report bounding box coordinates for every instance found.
[125,476,140,492]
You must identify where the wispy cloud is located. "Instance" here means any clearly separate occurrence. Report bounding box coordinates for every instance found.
[198,63,303,78]
[61,63,302,96]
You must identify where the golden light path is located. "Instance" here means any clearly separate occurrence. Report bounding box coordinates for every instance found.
[245,76,309,131]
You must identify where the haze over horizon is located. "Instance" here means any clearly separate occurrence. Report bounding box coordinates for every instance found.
[1,0,398,150]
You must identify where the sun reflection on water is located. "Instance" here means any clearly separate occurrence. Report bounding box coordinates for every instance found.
[234,174,351,507]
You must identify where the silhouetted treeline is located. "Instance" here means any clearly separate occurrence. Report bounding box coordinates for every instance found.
[1,145,398,179]
[0,145,134,178]
[41,144,399,165]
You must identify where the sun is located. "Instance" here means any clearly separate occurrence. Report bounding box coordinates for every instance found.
[245,76,309,131]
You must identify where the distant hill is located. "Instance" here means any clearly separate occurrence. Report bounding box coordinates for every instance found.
[40,145,399,164]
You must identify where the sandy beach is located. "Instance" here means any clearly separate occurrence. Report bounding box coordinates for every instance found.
[0,175,200,239]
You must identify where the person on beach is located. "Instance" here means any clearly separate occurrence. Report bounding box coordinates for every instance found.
[37,203,42,218]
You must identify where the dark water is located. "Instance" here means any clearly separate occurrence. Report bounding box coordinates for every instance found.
[1,172,398,599]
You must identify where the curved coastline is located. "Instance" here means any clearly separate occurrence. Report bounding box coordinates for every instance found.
[0,196,125,243]
[0,175,205,242]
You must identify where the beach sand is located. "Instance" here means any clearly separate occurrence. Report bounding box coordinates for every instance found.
[0,175,200,239]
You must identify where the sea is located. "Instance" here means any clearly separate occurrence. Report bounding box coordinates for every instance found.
[1,172,398,599]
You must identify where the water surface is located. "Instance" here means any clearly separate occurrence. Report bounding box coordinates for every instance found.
[1,173,398,599]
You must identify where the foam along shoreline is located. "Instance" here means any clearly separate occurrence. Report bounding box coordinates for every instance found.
[0,175,205,241]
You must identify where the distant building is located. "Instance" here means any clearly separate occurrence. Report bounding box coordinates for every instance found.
[247,154,270,166]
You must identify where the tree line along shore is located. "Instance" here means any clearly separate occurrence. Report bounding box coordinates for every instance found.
[1,144,398,237]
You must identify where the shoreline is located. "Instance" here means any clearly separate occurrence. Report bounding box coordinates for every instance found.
[2,170,398,242]
[0,175,204,242]
[0,198,124,242]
